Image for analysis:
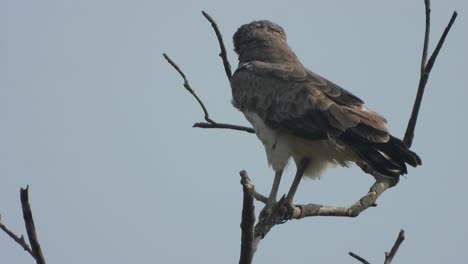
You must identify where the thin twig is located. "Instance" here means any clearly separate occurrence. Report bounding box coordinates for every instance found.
[163,53,215,124]
[421,0,431,76]
[0,217,34,257]
[163,12,253,134]
[349,252,371,264]
[422,11,458,79]
[193,122,254,133]
[201,11,233,82]
[348,229,405,264]
[163,53,255,133]
[384,230,405,264]
[404,5,457,147]
[20,186,46,264]
[239,171,255,264]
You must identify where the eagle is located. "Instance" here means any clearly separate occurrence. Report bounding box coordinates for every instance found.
[230,20,421,219]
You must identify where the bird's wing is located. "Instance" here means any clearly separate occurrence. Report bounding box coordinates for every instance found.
[231,61,389,143]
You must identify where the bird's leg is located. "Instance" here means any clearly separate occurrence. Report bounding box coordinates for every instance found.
[280,158,310,217]
[259,169,283,221]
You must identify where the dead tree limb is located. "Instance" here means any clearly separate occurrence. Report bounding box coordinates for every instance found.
[348,229,405,264]
[20,186,46,264]
[163,53,254,133]
[239,171,256,264]
[0,216,34,257]
[404,7,458,147]
[163,10,255,134]
[1,186,46,264]
[349,252,371,264]
[201,11,232,82]
[384,230,406,264]
[250,176,392,240]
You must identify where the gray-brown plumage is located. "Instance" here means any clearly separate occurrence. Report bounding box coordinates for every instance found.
[230,21,421,213]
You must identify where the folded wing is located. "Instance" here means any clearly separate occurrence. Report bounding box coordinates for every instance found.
[231,61,389,143]
[231,61,421,177]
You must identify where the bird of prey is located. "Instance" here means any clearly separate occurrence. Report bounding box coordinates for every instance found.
[230,21,421,219]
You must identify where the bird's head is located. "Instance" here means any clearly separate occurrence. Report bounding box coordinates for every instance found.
[233,20,287,54]
[233,20,298,64]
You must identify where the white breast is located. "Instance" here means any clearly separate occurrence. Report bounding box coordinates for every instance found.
[244,111,356,179]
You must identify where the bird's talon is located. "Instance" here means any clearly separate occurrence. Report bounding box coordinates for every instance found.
[259,201,276,222]
[277,199,294,222]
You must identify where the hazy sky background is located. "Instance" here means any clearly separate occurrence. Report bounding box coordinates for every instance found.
[1,0,467,263]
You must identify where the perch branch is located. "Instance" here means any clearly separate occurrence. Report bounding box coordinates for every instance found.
[291,180,390,218]
[20,186,46,264]
[0,216,34,257]
[384,230,405,264]
[253,177,393,239]
[404,7,457,147]
[201,11,233,82]
[239,171,256,264]
[163,53,254,133]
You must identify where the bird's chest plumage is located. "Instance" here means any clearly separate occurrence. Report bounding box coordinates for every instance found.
[244,111,355,178]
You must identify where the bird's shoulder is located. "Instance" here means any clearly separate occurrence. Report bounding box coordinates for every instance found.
[231,60,364,109]
[231,60,389,142]
[232,60,308,83]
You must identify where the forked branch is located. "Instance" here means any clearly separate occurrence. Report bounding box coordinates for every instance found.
[403,9,458,147]
[163,11,254,134]
[0,186,46,264]
[384,230,406,264]
[163,53,254,133]
[348,229,406,264]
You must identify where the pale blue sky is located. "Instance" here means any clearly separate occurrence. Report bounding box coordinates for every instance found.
[1,0,467,263]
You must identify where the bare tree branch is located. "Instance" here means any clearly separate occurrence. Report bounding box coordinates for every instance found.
[348,229,406,264]
[424,12,457,79]
[201,11,233,82]
[251,176,392,240]
[20,186,46,264]
[162,53,215,124]
[421,0,431,76]
[163,53,254,133]
[349,252,371,264]
[239,171,255,264]
[193,121,254,133]
[1,186,46,263]
[291,180,389,219]
[384,230,405,264]
[404,6,457,147]
[0,216,34,257]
